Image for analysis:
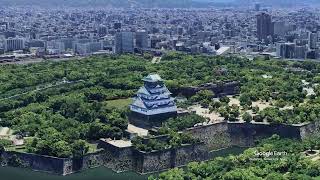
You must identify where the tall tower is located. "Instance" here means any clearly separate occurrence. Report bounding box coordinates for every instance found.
[255,3,260,11]
[135,30,148,49]
[115,32,134,54]
[309,32,318,49]
[257,13,272,41]
[129,74,177,128]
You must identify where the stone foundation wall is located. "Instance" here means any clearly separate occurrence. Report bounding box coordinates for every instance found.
[2,121,320,176]
[1,151,67,175]
[134,143,208,174]
[1,151,107,176]
[186,121,320,149]
[134,149,172,174]
[69,151,106,175]
[228,122,313,147]
[98,140,134,173]
[185,122,231,150]
[174,143,209,167]
[299,121,320,139]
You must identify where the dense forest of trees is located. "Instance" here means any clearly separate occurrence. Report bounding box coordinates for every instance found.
[1,54,320,157]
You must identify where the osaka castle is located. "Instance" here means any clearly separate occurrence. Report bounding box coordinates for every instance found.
[129,74,177,128]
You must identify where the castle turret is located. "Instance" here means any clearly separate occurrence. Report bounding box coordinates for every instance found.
[129,74,177,128]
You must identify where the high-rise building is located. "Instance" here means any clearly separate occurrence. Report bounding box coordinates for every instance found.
[135,30,148,49]
[255,3,261,11]
[98,26,107,37]
[276,42,295,59]
[75,42,103,55]
[4,38,25,52]
[60,38,74,50]
[295,45,307,59]
[46,40,65,54]
[309,32,318,49]
[257,13,273,41]
[115,32,134,54]
[273,21,286,36]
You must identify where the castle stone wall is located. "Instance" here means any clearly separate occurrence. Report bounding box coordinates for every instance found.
[185,122,231,150]
[133,142,208,174]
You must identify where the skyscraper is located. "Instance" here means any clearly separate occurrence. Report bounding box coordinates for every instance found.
[98,25,107,37]
[135,30,148,49]
[309,32,318,49]
[115,32,134,54]
[273,21,286,36]
[276,42,295,59]
[257,13,273,41]
[255,3,260,11]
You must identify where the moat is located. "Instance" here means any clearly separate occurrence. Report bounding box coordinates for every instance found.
[0,147,246,180]
[0,166,147,180]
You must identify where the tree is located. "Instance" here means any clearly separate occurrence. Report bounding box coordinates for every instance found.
[52,141,72,158]
[252,106,260,114]
[191,90,215,103]
[265,172,286,180]
[239,94,252,107]
[72,140,89,158]
[223,168,261,180]
[219,107,230,121]
[157,168,184,180]
[304,136,318,152]
[220,96,230,104]
[242,112,252,123]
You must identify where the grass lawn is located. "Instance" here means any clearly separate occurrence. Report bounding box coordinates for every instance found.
[6,146,28,153]
[105,98,132,109]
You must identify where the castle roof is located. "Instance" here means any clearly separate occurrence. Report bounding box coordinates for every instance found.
[130,74,177,116]
[132,97,147,109]
[142,74,163,83]
[137,86,151,95]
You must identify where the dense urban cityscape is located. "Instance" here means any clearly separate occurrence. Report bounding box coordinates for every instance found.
[0,2,320,62]
[2,1,320,180]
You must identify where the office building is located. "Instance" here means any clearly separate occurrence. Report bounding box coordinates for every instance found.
[273,21,286,36]
[277,42,295,59]
[115,32,134,54]
[257,13,273,41]
[135,30,148,49]
[4,38,25,52]
[309,32,318,49]
[294,45,307,59]
[255,3,260,11]
[76,42,103,55]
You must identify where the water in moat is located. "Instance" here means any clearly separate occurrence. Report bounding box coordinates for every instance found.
[0,147,246,180]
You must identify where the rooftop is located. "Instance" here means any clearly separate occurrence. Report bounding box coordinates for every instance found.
[142,74,163,83]
[102,139,132,148]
